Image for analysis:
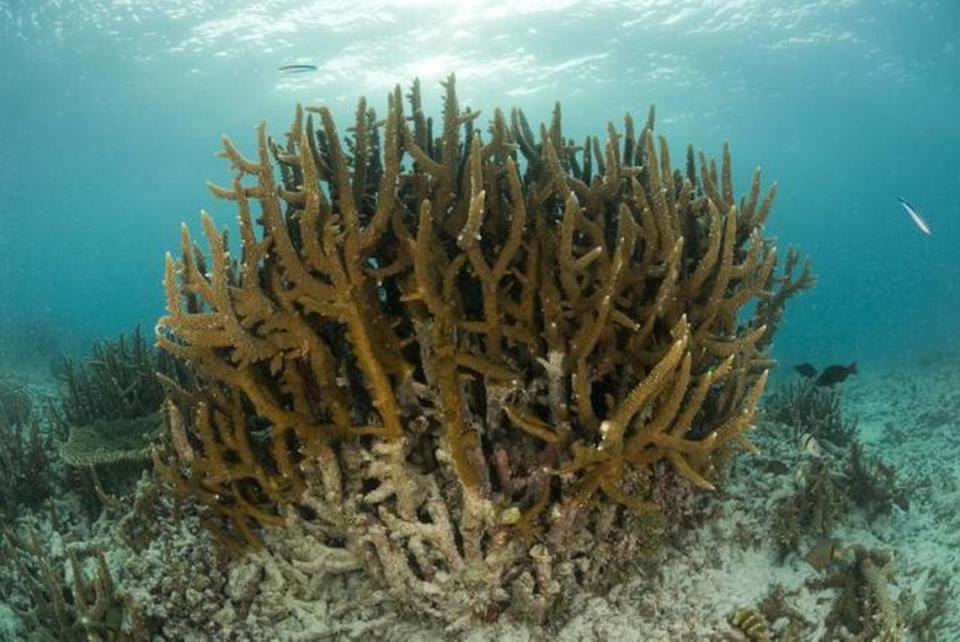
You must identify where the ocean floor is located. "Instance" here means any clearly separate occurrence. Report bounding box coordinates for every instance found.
[1,353,958,641]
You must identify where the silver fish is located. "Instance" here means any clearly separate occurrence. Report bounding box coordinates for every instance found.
[898,196,932,236]
[798,432,823,458]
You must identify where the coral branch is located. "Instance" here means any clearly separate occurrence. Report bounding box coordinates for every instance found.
[154,75,812,623]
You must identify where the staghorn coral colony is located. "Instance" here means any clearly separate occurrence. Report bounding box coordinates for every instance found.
[153,75,812,624]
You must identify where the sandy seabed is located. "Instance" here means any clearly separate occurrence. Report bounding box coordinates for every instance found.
[1,354,958,641]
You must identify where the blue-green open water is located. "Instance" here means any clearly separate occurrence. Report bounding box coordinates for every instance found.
[1,0,958,372]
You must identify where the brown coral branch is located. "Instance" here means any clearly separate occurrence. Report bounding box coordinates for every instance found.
[154,74,812,623]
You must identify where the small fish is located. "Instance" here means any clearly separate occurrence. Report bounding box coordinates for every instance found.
[278,64,318,73]
[727,608,770,642]
[798,432,823,458]
[794,363,817,378]
[897,196,932,236]
[815,362,857,387]
[804,539,846,572]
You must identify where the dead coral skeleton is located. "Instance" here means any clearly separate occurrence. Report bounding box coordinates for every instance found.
[154,75,812,623]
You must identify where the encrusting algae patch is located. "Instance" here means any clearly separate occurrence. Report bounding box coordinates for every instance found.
[152,75,813,624]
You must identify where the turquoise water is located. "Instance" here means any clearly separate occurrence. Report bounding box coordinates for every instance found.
[0,0,958,371]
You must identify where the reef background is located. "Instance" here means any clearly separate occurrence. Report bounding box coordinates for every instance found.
[1,1,960,640]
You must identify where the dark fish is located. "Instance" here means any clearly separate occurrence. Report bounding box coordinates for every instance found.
[815,362,858,387]
[278,64,318,73]
[794,363,817,378]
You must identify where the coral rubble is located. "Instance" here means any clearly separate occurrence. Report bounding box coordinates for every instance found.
[154,76,811,622]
